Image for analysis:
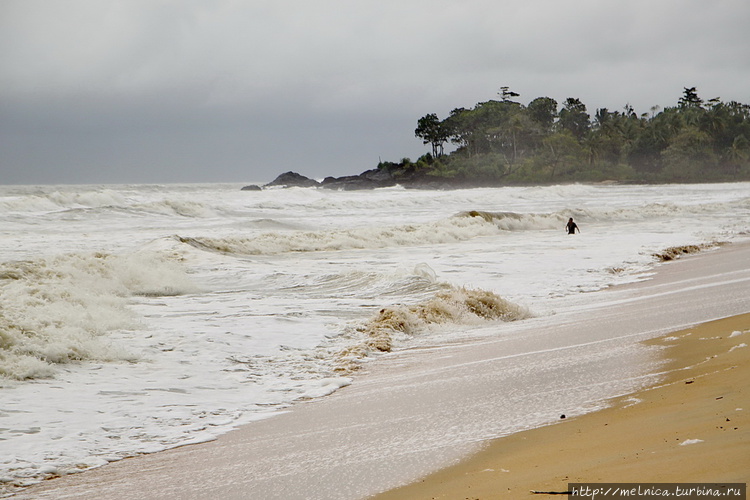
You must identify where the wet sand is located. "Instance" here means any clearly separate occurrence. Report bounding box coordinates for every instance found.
[374,313,750,499]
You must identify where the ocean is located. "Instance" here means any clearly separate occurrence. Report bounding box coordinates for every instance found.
[1,181,749,490]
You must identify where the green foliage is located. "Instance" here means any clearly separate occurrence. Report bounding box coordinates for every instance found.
[391,87,750,185]
[424,159,458,178]
[415,114,449,158]
[678,87,703,109]
[527,97,557,133]
[558,97,590,140]
[661,127,718,181]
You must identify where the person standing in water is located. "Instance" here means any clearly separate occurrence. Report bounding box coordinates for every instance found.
[566,218,580,234]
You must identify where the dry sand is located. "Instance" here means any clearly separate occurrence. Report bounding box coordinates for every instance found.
[373,313,750,499]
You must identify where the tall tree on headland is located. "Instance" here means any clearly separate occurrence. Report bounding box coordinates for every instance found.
[415,113,449,157]
[558,97,590,139]
[527,97,558,133]
[678,87,703,108]
[498,86,521,103]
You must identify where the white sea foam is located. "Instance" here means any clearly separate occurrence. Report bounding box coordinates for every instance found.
[0,189,127,214]
[0,181,749,491]
[131,199,218,218]
[0,251,198,380]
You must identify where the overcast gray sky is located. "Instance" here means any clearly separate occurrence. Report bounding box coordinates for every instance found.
[2,0,749,185]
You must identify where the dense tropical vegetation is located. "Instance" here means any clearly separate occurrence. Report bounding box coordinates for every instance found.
[381,87,750,184]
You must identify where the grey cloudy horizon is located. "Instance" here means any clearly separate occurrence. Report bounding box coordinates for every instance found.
[2,0,749,185]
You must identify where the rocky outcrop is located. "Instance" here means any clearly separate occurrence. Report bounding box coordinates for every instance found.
[319,168,397,190]
[259,169,398,191]
[264,171,320,188]
[250,165,459,191]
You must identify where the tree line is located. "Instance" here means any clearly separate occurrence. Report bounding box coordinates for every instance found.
[381,87,750,184]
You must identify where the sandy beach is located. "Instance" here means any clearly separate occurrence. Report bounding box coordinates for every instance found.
[374,313,750,499]
[12,242,750,500]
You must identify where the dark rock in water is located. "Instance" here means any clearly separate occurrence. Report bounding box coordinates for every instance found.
[320,168,397,190]
[262,164,461,191]
[264,171,320,188]
[362,167,396,184]
[240,184,263,191]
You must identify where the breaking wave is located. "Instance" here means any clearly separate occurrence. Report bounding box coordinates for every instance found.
[179,198,745,257]
[174,212,561,256]
[652,242,723,261]
[0,189,129,214]
[335,287,530,370]
[458,210,566,230]
[130,200,218,218]
[0,252,198,380]
[0,187,218,219]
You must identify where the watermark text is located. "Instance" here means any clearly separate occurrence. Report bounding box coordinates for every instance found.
[567,483,746,500]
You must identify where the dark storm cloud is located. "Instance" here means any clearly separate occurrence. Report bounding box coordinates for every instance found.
[2,0,749,184]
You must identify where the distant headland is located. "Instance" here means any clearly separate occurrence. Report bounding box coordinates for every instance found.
[245,86,750,190]
[244,165,462,191]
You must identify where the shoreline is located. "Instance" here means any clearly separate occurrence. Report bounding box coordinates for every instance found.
[372,313,750,499]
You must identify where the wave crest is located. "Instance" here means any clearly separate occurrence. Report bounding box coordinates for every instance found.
[175,210,588,257]
[336,287,529,369]
[459,210,567,230]
[132,200,217,218]
[652,242,722,261]
[174,214,512,256]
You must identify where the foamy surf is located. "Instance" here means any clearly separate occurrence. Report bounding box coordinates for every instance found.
[0,251,198,380]
[1,181,749,492]
[173,214,504,255]
[174,195,750,258]
[173,209,574,257]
